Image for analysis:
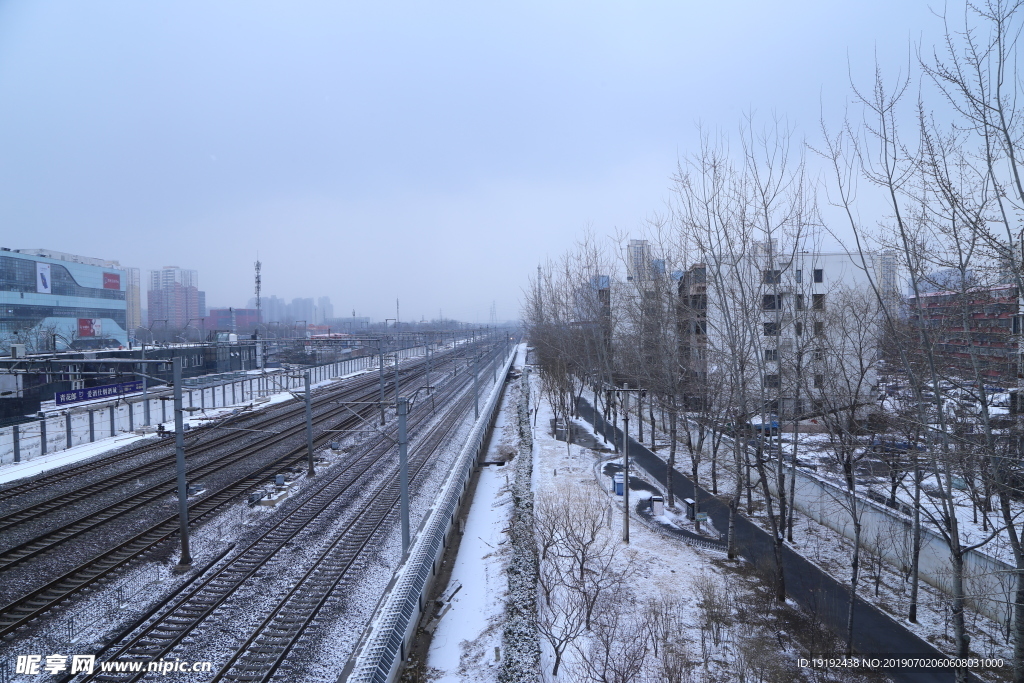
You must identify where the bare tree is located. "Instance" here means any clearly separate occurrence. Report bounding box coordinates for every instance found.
[574,591,651,683]
[536,579,588,678]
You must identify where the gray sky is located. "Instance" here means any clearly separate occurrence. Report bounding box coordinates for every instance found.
[0,1,935,323]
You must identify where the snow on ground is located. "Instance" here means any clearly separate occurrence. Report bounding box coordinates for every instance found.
[619,405,1015,678]
[423,360,519,682]
[444,370,867,682]
[0,365,372,485]
[425,465,514,681]
[0,431,159,484]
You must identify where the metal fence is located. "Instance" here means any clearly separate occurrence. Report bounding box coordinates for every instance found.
[0,354,380,465]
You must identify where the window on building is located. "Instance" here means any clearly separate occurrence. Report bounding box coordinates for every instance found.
[694,321,706,335]
[813,293,825,310]
[1015,315,1022,335]
[764,374,780,389]
[813,268,824,283]
[764,348,778,361]
[763,269,782,284]
[795,269,803,283]
[795,321,803,336]
[795,294,804,310]
[690,294,707,309]
[693,267,707,283]
[813,348,825,361]
[763,322,780,336]
[814,374,824,388]
[763,294,781,310]
[814,321,824,336]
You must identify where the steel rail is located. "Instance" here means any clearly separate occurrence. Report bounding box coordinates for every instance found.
[70,344,497,683]
[0,346,479,639]
[0,349,458,537]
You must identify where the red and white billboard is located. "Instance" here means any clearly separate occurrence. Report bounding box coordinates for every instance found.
[103,272,121,289]
[77,319,102,337]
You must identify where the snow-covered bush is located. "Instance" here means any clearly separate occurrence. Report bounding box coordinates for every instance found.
[498,374,541,683]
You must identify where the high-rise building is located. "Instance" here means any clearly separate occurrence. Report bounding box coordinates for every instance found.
[291,298,314,327]
[148,266,200,330]
[317,296,334,324]
[0,248,129,349]
[125,267,142,331]
[689,247,881,418]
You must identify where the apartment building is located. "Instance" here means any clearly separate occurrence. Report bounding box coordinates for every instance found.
[680,246,890,418]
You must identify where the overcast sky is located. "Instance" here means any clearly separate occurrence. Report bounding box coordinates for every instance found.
[0,1,938,323]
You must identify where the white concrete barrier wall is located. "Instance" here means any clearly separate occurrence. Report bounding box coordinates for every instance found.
[0,354,383,466]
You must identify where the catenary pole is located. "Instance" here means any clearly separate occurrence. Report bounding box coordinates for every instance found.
[173,357,192,568]
[398,397,411,554]
[473,354,480,419]
[142,343,150,426]
[378,338,386,425]
[305,370,315,477]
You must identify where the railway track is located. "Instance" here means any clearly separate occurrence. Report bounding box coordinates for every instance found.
[74,346,498,683]
[0,353,436,521]
[0,343,485,639]
[0,344,467,544]
[0,360,441,570]
[0,372,295,505]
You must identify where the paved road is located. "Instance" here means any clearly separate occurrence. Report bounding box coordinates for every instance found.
[578,400,983,683]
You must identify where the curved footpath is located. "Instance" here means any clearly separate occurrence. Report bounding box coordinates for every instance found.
[578,399,982,683]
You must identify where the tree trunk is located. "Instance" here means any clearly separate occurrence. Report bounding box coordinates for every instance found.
[728,438,741,560]
[950,549,970,683]
[638,391,644,444]
[650,401,656,441]
[909,458,922,623]
[775,431,787,540]
[846,484,861,656]
[753,450,786,601]
[711,433,719,495]
[668,406,677,508]
[787,423,798,543]
[997,489,1024,683]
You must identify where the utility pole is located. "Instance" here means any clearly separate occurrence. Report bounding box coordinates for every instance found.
[141,343,149,426]
[397,397,411,554]
[608,384,642,545]
[378,338,386,426]
[305,370,315,477]
[621,385,630,544]
[426,338,431,383]
[393,351,401,404]
[473,354,480,419]
[173,357,192,568]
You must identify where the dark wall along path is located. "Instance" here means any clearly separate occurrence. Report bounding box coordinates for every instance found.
[578,398,981,683]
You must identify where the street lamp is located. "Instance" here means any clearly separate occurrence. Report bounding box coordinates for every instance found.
[609,384,644,544]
